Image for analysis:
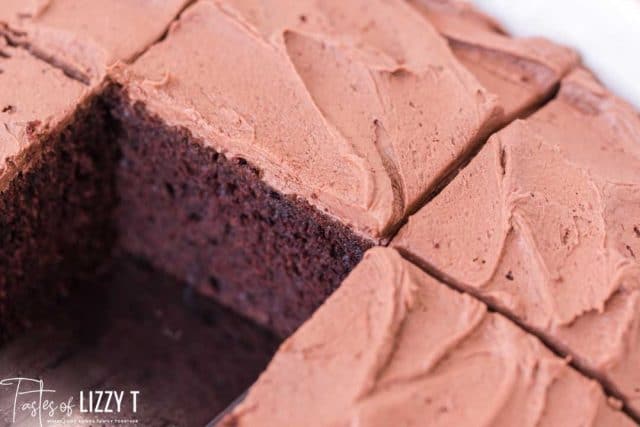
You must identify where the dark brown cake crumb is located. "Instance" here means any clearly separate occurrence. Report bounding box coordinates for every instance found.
[105,85,373,337]
[0,96,120,343]
[0,82,374,343]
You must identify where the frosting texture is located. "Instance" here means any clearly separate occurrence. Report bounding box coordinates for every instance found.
[408,0,579,121]
[119,0,505,240]
[394,69,640,414]
[221,247,631,427]
[0,0,190,82]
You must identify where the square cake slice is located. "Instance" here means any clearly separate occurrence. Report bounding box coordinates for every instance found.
[220,247,632,426]
[393,69,640,415]
[117,0,504,242]
[103,0,570,335]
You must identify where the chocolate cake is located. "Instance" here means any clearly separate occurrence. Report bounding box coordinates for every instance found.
[106,0,501,335]
[108,0,582,335]
[220,248,632,426]
[393,69,640,416]
[0,0,196,343]
[0,0,639,424]
[0,39,117,341]
[0,0,579,337]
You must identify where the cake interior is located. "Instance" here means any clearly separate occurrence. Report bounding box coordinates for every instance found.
[0,83,372,343]
[107,86,372,337]
[0,254,280,426]
[0,95,120,342]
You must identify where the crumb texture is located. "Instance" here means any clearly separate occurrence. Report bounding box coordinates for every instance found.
[0,97,120,342]
[108,88,372,337]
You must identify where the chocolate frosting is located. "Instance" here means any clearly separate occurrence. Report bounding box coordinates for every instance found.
[394,69,640,414]
[118,0,507,241]
[0,0,190,82]
[0,39,91,191]
[221,247,631,426]
[408,0,579,121]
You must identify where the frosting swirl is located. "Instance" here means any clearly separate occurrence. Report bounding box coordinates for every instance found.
[222,248,631,426]
[394,68,640,415]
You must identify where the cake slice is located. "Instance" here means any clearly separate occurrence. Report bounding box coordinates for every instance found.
[0,1,208,344]
[0,0,190,82]
[105,0,580,336]
[117,0,503,242]
[220,247,632,426]
[393,69,640,416]
[0,39,117,342]
[408,0,579,121]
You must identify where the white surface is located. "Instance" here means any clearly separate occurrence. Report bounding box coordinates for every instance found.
[472,0,640,110]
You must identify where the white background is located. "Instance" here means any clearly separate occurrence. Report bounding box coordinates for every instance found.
[472,0,640,109]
